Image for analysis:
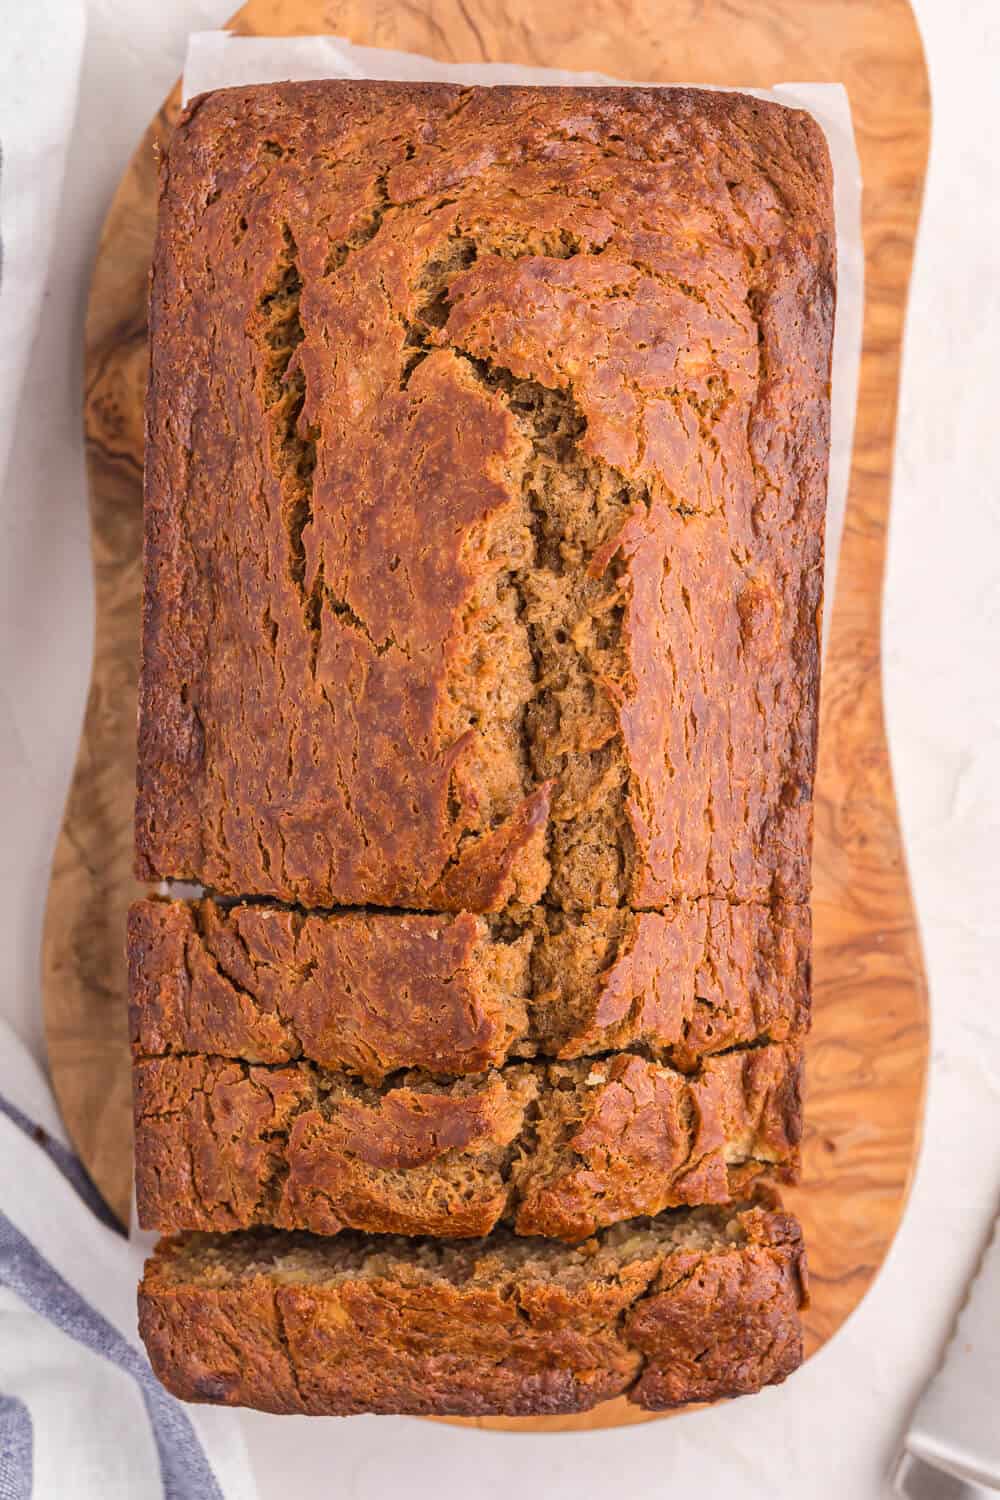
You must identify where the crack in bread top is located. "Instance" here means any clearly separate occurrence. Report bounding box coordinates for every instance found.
[137,82,834,912]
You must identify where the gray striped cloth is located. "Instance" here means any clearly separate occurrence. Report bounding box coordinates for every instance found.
[0,1021,257,1499]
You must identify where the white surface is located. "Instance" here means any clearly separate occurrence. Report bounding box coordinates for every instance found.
[0,0,85,487]
[180,34,863,656]
[0,1,997,1497]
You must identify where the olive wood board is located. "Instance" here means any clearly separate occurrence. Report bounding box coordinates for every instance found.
[43,0,931,1435]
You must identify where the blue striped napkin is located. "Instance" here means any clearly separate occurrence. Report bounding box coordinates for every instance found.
[0,1021,257,1500]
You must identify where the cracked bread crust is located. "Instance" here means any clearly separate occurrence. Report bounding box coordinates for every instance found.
[535,899,810,1067]
[127,898,531,1083]
[133,1046,801,1242]
[128,897,809,1080]
[137,1201,807,1415]
[137,81,834,912]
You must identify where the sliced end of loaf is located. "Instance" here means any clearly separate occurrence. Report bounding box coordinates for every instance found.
[139,1197,807,1416]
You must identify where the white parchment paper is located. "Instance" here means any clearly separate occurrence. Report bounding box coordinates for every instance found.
[183,33,863,647]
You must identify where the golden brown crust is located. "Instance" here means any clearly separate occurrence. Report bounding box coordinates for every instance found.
[137,1203,807,1415]
[133,1047,801,1241]
[533,901,810,1068]
[136,81,834,912]
[128,897,810,1079]
[127,898,531,1081]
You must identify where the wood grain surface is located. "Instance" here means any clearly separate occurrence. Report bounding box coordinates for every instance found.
[43,0,931,1434]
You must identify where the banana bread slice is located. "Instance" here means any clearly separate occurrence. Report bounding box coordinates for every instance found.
[138,1198,808,1415]
[133,1046,800,1241]
[137,81,834,913]
[129,897,809,1080]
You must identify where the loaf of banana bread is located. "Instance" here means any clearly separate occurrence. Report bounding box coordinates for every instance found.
[128,897,809,1080]
[136,80,834,914]
[139,1199,808,1415]
[133,1045,800,1241]
[134,79,833,1419]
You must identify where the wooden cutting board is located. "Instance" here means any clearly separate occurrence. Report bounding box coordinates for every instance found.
[43,0,930,1434]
